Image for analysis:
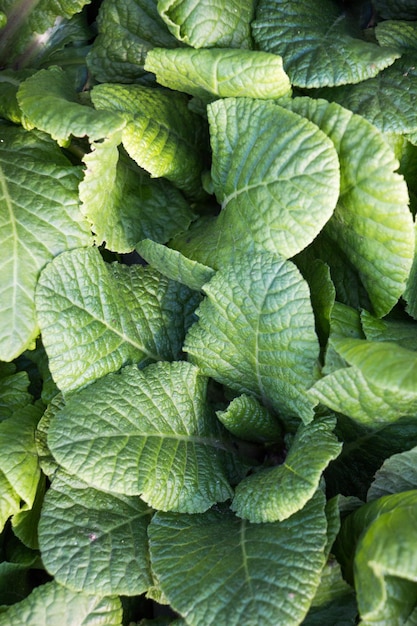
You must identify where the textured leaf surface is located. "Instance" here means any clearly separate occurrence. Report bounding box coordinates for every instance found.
[36,247,199,393]
[216,394,282,443]
[286,97,413,317]
[157,0,254,48]
[0,365,32,420]
[0,126,91,361]
[137,239,215,291]
[374,0,417,19]
[184,251,320,423]
[87,0,180,83]
[91,83,206,199]
[17,67,125,145]
[0,581,123,625]
[145,48,291,100]
[47,361,234,512]
[207,98,339,260]
[39,473,153,595]
[252,0,399,88]
[232,418,341,523]
[368,447,417,501]
[80,135,194,252]
[149,492,328,626]
[361,309,417,351]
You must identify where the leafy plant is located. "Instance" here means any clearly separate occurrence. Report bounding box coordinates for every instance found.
[1,0,417,624]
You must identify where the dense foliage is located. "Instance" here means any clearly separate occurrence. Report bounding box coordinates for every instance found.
[1,0,417,623]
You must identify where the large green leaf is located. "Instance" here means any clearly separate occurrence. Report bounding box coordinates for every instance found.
[252,0,399,88]
[87,0,180,84]
[0,126,92,362]
[17,66,125,145]
[285,97,413,317]
[157,0,254,48]
[91,83,207,199]
[361,309,417,350]
[149,492,328,626]
[232,417,341,523]
[374,0,417,19]
[47,361,235,513]
[0,364,32,420]
[39,472,153,596]
[35,247,199,393]
[145,48,291,100]
[367,446,417,501]
[0,581,123,625]
[184,251,320,424]
[80,135,194,253]
[206,98,339,261]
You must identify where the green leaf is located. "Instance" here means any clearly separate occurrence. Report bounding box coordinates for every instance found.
[405,222,417,319]
[149,491,328,626]
[231,417,341,523]
[0,365,32,420]
[0,126,92,362]
[157,0,254,48]
[145,48,291,100]
[285,97,413,317]
[0,562,33,607]
[361,309,417,351]
[184,251,320,424]
[216,394,282,443]
[80,135,195,253]
[206,98,339,261]
[252,0,400,88]
[47,361,234,513]
[39,472,153,596]
[374,2,417,21]
[35,392,64,478]
[91,83,207,199]
[0,70,35,126]
[12,473,46,550]
[36,247,200,393]
[0,581,123,625]
[137,239,215,291]
[87,0,180,84]
[367,446,417,501]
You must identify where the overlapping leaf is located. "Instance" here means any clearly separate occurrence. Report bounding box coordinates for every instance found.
[0,364,32,420]
[368,446,417,501]
[216,394,282,443]
[36,247,200,393]
[149,492,328,626]
[0,126,92,362]
[47,361,235,512]
[184,251,320,423]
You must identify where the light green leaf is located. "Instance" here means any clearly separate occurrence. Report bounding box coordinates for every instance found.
[0,69,35,126]
[332,337,417,394]
[361,309,417,351]
[80,135,195,253]
[17,67,125,146]
[137,239,215,291]
[87,0,180,84]
[252,0,399,88]
[39,472,153,596]
[91,83,207,199]
[157,0,254,48]
[0,0,91,68]
[35,393,64,479]
[368,446,417,501]
[285,97,413,317]
[12,474,46,550]
[216,394,282,443]
[0,365,32,420]
[232,417,341,523]
[184,251,320,424]
[145,48,291,100]
[36,247,200,393]
[207,97,339,260]
[149,491,328,626]
[0,126,92,362]
[48,361,234,513]
[0,581,123,626]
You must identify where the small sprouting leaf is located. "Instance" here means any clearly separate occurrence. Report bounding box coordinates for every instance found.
[216,394,282,443]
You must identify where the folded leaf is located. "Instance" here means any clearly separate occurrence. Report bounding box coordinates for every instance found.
[367,446,417,501]
[285,97,413,317]
[184,251,320,423]
[0,126,92,361]
[48,361,234,513]
[91,83,207,199]
[39,473,153,596]
[149,491,328,626]
[232,417,341,523]
[157,0,254,48]
[17,67,125,145]
[216,394,282,443]
[36,247,200,393]
[87,0,180,84]
[80,135,194,253]
[207,98,340,260]
[252,0,399,88]
[361,309,417,350]
[0,581,122,625]
[145,48,291,100]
